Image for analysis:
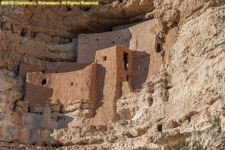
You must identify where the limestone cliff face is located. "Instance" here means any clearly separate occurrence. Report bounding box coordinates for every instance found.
[0,0,225,149]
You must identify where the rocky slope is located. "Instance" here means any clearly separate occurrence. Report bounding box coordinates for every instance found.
[0,0,225,149]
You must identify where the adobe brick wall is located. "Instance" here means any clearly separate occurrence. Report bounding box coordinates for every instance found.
[76,19,164,89]
[129,19,163,80]
[77,19,161,61]
[128,19,160,52]
[77,29,131,63]
[116,46,133,98]
[90,46,118,125]
[19,63,59,78]
[57,62,90,73]
[19,62,90,78]
[25,64,97,108]
[19,64,42,77]
[24,83,53,106]
[131,51,150,90]
[90,46,133,125]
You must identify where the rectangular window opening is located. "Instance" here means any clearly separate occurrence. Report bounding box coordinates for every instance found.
[103,56,107,61]
[123,52,129,71]
[126,75,129,81]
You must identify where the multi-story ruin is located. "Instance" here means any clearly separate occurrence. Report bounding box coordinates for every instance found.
[24,46,134,125]
[18,19,175,126]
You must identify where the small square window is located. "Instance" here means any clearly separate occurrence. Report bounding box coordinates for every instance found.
[103,56,107,61]
[42,79,47,85]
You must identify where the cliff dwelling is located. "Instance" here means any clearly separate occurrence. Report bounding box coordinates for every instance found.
[24,46,133,125]
[1,1,223,149]
[20,19,168,126]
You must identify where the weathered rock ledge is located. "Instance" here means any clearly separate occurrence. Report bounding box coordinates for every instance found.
[0,0,225,149]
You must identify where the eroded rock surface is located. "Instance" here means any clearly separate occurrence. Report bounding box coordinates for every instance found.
[0,0,225,149]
